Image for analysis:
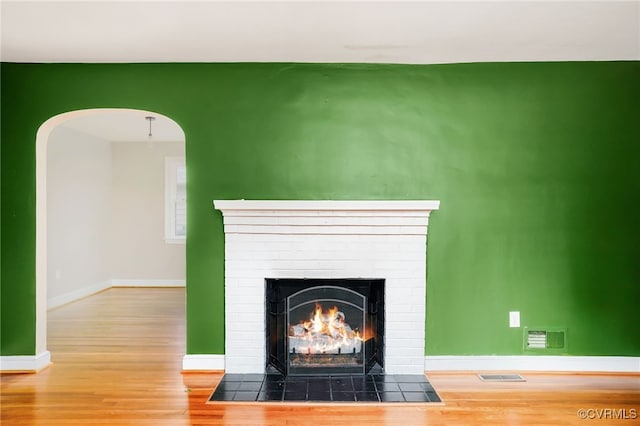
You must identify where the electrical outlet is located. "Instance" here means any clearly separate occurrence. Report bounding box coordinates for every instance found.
[509,311,520,328]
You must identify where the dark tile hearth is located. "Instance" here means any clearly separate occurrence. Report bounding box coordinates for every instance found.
[209,374,442,403]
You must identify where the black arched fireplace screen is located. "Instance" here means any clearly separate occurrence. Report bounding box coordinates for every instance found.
[266,278,385,376]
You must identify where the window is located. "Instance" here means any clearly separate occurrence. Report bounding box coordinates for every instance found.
[165,157,186,243]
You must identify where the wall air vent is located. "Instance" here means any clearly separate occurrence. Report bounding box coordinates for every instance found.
[524,328,567,353]
[527,330,547,349]
[546,331,565,349]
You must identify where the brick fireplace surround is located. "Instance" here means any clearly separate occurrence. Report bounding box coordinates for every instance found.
[213,200,440,375]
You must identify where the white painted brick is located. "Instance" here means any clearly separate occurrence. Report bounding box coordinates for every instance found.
[385,346,424,359]
[387,313,424,324]
[384,330,423,343]
[226,321,265,332]
[225,311,262,323]
[386,304,414,313]
[375,269,425,279]
[229,278,267,287]
[229,338,265,351]
[225,357,264,374]
[386,332,424,343]
[231,332,265,342]
[254,249,426,262]
[384,321,421,335]
[387,277,424,286]
[410,286,426,298]
[386,301,419,313]
[228,304,264,314]
[385,338,426,349]
[226,320,262,333]
[386,291,418,307]
[224,306,260,317]
[225,287,263,303]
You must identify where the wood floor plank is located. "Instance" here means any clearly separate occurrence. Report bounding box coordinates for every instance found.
[2,288,638,425]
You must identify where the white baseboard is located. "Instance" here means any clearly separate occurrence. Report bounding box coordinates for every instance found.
[47,279,185,310]
[182,355,225,371]
[0,351,51,372]
[48,281,111,310]
[111,279,185,287]
[181,354,640,373]
[425,355,640,373]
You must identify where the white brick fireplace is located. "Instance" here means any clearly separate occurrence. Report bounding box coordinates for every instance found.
[214,200,439,374]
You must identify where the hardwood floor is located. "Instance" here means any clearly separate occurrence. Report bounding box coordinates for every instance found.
[2,288,638,425]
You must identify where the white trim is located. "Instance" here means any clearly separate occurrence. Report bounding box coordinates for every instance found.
[424,356,640,373]
[164,238,186,245]
[0,351,51,372]
[214,199,441,212]
[182,354,225,371]
[110,279,185,287]
[48,280,186,310]
[184,355,640,373]
[48,281,111,310]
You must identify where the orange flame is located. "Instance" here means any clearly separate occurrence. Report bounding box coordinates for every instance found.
[289,303,363,354]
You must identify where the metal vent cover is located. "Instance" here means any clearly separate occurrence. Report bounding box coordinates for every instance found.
[527,330,547,349]
[546,331,565,349]
[526,329,566,350]
[478,374,526,382]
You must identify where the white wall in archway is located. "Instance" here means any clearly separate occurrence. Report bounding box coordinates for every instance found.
[46,126,113,307]
[109,141,186,281]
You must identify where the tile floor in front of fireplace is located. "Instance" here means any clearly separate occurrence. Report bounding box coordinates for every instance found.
[208,373,442,403]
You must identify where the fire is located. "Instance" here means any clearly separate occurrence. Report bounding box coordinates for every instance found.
[289,303,363,355]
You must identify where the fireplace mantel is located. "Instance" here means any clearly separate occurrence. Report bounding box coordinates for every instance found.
[214,200,440,236]
[214,200,440,212]
[213,199,440,374]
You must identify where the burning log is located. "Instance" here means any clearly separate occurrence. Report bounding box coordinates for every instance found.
[289,353,362,367]
[288,303,363,355]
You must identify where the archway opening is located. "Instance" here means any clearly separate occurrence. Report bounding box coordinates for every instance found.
[36,108,186,361]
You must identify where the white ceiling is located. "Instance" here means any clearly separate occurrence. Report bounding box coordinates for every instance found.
[1,1,639,64]
[58,109,185,142]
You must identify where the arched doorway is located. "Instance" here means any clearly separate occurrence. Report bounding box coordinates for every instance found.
[35,108,186,362]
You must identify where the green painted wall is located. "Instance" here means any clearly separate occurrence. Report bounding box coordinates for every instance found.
[1,62,639,357]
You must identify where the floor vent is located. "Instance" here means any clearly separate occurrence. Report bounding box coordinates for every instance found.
[478,374,526,382]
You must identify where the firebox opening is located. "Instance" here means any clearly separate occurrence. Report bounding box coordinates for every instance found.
[266,278,385,376]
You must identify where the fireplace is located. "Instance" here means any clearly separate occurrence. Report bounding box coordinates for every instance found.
[213,200,440,375]
[266,278,384,376]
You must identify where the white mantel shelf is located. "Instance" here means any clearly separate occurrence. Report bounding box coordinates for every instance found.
[214,200,440,212]
[214,200,441,236]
